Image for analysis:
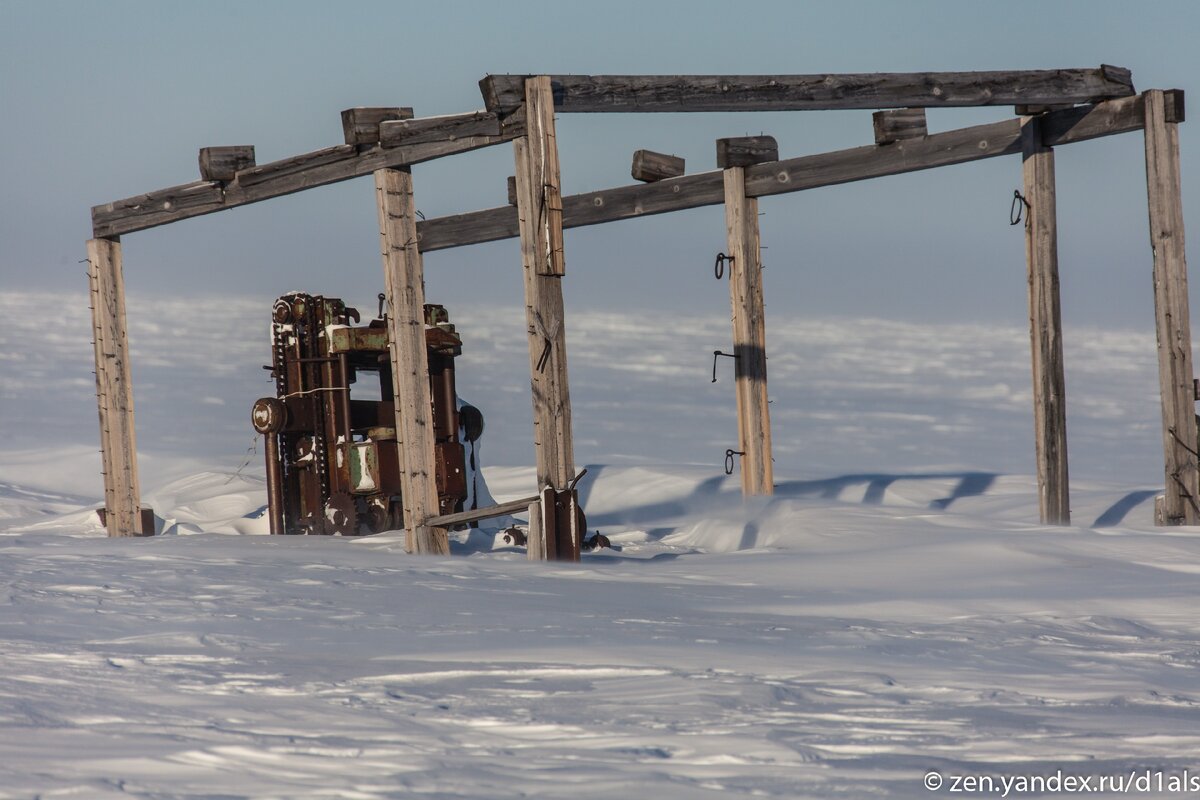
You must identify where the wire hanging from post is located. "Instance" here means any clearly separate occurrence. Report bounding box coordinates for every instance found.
[725,449,745,475]
[714,252,733,280]
[1010,189,1031,226]
[712,350,739,382]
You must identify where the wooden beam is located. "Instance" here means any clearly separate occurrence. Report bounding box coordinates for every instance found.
[341,107,414,145]
[480,66,1134,114]
[375,167,447,555]
[1144,89,1200,525]
[873,108,927,144]
[514,76,576,499]
[92,130,511,238]
[87,238,146,536]
[723,167,773,496]
[717,136,778,168]
[417,94,1156,253]
[198,146,255,181]
[631,149,685,182]
[1020,116,1070,524]
[507,175,517,205]
[425,495,539,528]
[379,110,501,147]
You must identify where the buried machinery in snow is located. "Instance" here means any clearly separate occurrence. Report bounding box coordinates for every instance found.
[250,292,475,535]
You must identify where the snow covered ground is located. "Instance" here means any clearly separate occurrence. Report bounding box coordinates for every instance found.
[2,290,1199,797]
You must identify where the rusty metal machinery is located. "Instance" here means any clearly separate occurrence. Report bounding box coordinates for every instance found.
[251,292,467,535]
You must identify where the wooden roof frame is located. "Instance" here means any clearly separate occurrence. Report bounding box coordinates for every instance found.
[85,67,1200,549]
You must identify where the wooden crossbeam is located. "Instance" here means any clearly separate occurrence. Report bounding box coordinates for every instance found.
[417,93,1168,252]
[480,67,1134,114]
[379,110,502,147]
[425,495,539,529]
[92,129,514,238]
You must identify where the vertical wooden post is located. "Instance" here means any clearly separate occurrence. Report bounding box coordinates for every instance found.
[722,167,774,495]
[1144,89,1200,525]
[87,237,146,536]
[1020,116,1070,524]
[375,167,447,554]
[513,75,578,561]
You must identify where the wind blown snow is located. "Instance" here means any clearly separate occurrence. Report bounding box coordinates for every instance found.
[1,289,1198,798]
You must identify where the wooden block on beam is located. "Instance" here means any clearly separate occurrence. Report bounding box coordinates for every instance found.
[507,175,517,205]
[717,136,778,168]
[198,146,256,182]
[341,106,414,145]
[631,149,685,182]
[872,108,927,144]
[1164,88,1186,123]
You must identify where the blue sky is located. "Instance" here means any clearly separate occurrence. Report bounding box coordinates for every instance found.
[3,0,1199,327]
[3,1,1200,479]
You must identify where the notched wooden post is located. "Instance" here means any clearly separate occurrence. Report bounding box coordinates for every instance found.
[513,75,578,560]
[375,167,447,554]
[87,237,147,536]
[718,138,774,496]
[1144,89,1200,525]
[1020,115,1070,524]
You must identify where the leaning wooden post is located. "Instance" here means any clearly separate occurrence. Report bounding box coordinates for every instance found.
[1020,116,1070,524]
[1144,89,1200,525]
[719,138,775,495]
[87,237,146,536]
[375,167,448,554]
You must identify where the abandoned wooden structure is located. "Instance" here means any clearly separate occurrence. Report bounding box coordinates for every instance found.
[87,66,1199,554]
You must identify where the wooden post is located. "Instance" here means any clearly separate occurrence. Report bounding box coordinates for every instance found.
[527,499,544,561]
[722,167,774,495]
[1144,89,1200,525]
[1020,116,1070,524]
[375,167,447,554]
[87,237,146,536]
[513,78,576,486]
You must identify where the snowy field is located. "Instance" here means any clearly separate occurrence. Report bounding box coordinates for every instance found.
[2,290,1200,797]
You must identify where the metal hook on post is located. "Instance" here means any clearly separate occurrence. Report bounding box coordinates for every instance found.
[712,350,739,383]
[714,252,733,280]
[1010,189,1031,226]
[724,448,745,475]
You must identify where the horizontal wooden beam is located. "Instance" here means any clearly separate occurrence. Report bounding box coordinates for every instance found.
[417,92,1161,252]
[93,129,512,238]
[480,66,1134,114]
[425,495,539,529]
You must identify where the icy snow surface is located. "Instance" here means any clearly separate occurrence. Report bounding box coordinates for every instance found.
[2,291,1199,797]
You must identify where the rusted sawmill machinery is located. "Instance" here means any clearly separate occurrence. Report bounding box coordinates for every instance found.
[251,292,467,535]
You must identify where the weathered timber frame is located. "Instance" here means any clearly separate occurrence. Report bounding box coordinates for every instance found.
[87,67,1194,546]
